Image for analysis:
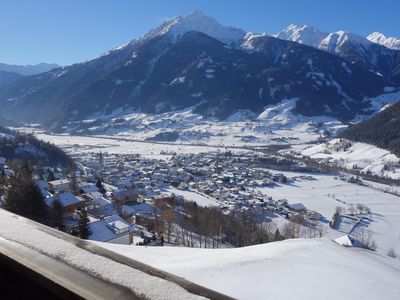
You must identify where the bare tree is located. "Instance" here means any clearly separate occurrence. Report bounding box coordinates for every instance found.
[348,204,356,215]
[330,206,343,229]
[357,228,377,251]
[387,247,398,258]
[161,208,175,243]
[282,221,301,239]
[316,224,326,238]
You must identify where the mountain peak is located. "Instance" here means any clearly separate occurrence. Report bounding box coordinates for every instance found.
[367,32,400,50]
[143,11,246,44]
[274,24,327,48]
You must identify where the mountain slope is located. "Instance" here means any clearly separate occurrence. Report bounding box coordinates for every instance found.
[341,101,400,156]
[0,126,73,166]
[0,69,23,88]
[0,31,387,126]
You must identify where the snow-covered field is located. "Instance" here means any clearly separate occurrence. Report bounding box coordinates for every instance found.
[42,99,346,148]
[96,238,400,300]
[253,169,400,254]
[29,132,251,160]
[293,138,400,179]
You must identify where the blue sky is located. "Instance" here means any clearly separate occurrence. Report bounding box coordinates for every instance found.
[1,0,399,66]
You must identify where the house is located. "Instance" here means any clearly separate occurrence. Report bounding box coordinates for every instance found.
[111,188,138,205]
[152,193,173,205]
[36,181,56,206]
[273,173,287,183]
[306,211,322,221]
[79,182,100,194]
[48,179,70,191]
[56,191,85,213]
[289,203,307,212]
[122,202,159,230]
[81,191,110,208]
[89,214,137,244]
[334,235,354,247]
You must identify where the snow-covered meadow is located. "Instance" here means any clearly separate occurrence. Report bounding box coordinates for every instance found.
[97,238,400,300]
[252,169,400,255]
[294,138,400,179]
[30,132,251,160]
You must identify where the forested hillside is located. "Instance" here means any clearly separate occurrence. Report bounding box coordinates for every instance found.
[341,102,400,156]
[0,126,74,167]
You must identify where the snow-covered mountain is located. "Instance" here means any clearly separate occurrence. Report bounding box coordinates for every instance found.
[275,25,400,81]
[0,62,59,76]
[0,12,398,130]
[143,10,246,45]
[274,24,327,48]
[275,24,371,50]
[367,32,400,50]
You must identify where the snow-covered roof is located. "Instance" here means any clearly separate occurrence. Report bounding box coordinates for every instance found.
[89,214,136,242]
[57,191,83,208]
[79,182,99,193]
[334,235,353,247]
[289,203,306,211]
[122,202,155,218]
[85,191,110,207]
[85,191,104,199]
[49,179,70,186]
[112,188,138,199]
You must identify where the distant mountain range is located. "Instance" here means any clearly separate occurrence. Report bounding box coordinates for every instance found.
[0,11,398,129]
[0,62,59,92]
[0,62,59,76]
[274,25,400,81]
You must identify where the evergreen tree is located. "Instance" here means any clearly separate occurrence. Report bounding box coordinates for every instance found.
[69,170,79,195]
[51,199,65,231]
[77,210,92,239]
[96,178,106,194]
[4,166,47,222]
[274,229,284,241]
[98,151,104,167]
[47,169,55,182]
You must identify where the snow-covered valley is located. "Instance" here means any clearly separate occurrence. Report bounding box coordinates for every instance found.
[1,6,400,299]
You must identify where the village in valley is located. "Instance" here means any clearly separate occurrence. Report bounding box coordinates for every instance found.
[0,139,383,251]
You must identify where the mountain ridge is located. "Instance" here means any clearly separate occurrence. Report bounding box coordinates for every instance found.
[0,12,398,130]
